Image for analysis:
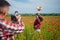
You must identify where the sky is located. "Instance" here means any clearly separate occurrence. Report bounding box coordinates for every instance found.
[6,0,60,14]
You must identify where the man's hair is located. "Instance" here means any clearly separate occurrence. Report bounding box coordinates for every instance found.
[0,0,10,7]
[36,13,43,22]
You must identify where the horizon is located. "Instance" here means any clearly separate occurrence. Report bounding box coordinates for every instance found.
[8,13,60,14]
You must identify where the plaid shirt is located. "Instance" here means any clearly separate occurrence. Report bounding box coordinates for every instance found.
[0,19,24,37]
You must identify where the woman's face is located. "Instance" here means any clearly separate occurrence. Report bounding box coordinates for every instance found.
[16,15,21,20]
[2,6,9,16]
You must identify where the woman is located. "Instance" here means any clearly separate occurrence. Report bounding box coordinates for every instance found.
[11,14,25,33]
[11,11,18,23]
[0,0,24,40]
[34,13,43,32]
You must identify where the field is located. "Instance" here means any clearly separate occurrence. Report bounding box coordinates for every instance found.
[6,16,60,40]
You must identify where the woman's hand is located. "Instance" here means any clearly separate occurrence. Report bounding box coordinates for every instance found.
[16,15,21,22]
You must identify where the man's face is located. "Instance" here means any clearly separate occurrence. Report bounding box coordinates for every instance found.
[3,6,9,16]
[36,15,38,18]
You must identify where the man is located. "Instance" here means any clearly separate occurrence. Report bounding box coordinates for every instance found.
[0,0,24,40]
[34,13,43,32]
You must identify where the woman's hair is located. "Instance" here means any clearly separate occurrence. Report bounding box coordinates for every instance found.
[15,11,18,13]
[11,15,18,23]
[0,0,10,14]
[0,0,10,7]
[36,13,43,22]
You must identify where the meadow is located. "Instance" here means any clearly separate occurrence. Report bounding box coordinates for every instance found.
[6,16,60,40]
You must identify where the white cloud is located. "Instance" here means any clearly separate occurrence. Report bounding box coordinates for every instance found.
[6,0,60,13]
[6,0,39,13]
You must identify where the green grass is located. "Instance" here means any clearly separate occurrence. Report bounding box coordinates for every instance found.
[13,16,60,40]
[14,24,60,40]
[5,15,60,40]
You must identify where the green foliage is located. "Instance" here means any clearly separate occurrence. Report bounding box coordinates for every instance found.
[7,13,60,16]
